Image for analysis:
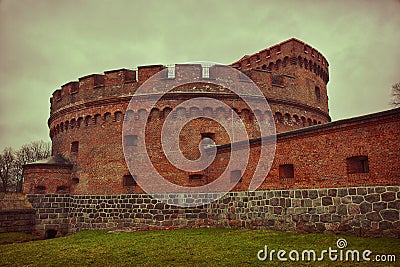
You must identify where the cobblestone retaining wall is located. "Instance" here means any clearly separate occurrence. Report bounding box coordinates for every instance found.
[27,186,400,238]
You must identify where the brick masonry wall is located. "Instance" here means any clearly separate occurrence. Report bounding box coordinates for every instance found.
[206,108,400,191]
[27,186,400,238]
[0,210,35,234]
[0,193,35,234]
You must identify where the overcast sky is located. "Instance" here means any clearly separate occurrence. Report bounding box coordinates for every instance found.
[0,0,399,151]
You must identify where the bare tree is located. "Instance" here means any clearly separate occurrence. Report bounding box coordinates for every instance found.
[391,82,400,107]
[14,141,51,192]
[0,148,15,193]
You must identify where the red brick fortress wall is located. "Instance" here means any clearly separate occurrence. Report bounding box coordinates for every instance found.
[24,38,340,195]
[208,108,400,190]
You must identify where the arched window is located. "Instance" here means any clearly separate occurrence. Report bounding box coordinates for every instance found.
[275,60,281,70]
[284,113,290,125]
[283,57,289,67]
[84,116,91,126]
[301,116,306,127]
[162,107,172,119]
[275,112,283,123]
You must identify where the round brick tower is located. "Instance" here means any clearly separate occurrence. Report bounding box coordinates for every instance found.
[23,38,330,195]
[231,38,330,132]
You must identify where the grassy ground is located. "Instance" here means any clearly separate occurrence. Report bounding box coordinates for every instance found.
[0,232,39,245]
[0,228,399,266]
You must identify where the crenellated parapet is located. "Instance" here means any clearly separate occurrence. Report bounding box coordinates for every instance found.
[50,66,165,116]
[230,38,329,84]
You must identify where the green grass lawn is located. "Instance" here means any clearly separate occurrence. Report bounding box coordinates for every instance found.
[0,228,399,266]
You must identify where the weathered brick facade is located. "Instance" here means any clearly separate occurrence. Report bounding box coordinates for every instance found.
[21,38,400,237]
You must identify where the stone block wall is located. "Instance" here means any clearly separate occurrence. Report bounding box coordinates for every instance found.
[26,194,70,237]
[27,186,400,238]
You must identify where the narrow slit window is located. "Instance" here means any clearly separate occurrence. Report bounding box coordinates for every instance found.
[189,174,203,180]
[71,141,79,153]
[315,86,321,102]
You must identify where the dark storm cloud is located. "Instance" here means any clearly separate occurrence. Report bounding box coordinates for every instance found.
[0,0,399,151]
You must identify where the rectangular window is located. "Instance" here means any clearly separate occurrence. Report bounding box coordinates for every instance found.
[167,65,175,79]
[123,174,137,186]
[230,170,242,183]
[124,135,138,146]
[347,156,369,174]
[202,66,210,78]
[189,174,203,180]
[71,141,79,153]
[279,164,294,178]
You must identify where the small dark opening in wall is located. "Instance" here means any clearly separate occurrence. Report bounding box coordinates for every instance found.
[230,170,242,183]
[201,132,215,145]
[123,174,137,186]
[272,75,284,86]
[71,178,79,184]
[347,156,369,174]
[56,185,68,193]
[71,141,79,153]
[279,164,294,179]
[124,135,138,146]
[315,86,321,102]
[35,185,46,194]
[45,229,57,239]
[189,174,203,180]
